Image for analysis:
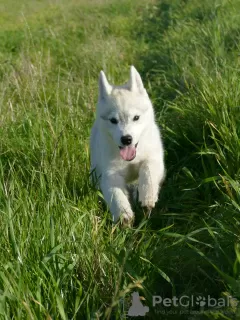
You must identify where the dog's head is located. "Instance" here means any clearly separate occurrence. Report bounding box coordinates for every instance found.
[97,66,154,161]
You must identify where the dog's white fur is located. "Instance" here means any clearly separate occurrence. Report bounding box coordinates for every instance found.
[90,66,165,224]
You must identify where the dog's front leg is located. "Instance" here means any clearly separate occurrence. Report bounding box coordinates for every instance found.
[138,159,165,214]
[101,174,134,225]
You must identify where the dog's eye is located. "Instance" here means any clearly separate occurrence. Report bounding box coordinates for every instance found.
[110,118,118,124]
[133,115,140,121]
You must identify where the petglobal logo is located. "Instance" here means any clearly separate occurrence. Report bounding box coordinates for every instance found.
[121,292,232,318]
[153,295,229,308]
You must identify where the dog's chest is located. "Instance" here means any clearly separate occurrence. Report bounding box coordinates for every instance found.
[125,163,141,183]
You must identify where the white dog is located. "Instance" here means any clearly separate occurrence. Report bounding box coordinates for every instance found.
[90,66,165,224]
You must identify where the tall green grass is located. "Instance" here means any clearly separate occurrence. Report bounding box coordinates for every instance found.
[0,0,240,319]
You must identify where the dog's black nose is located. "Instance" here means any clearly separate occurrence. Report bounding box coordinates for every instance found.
[121,135,132,146]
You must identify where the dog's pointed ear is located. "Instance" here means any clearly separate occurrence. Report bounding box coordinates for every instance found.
[129,66,145,94]
[99,71,112,100]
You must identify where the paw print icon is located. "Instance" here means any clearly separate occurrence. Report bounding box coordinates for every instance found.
[195,296,206,307]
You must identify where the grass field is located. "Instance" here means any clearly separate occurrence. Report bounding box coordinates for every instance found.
[0,0,240,319]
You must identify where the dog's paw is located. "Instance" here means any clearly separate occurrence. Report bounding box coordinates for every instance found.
[139,194,157,209]
[139,194,157,218]
[119,212,134,227]
[138,185,158,209]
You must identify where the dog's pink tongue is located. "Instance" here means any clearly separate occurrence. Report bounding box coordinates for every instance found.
[120,146,136,161]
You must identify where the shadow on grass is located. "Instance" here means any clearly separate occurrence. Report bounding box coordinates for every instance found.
[128,1,238,317]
